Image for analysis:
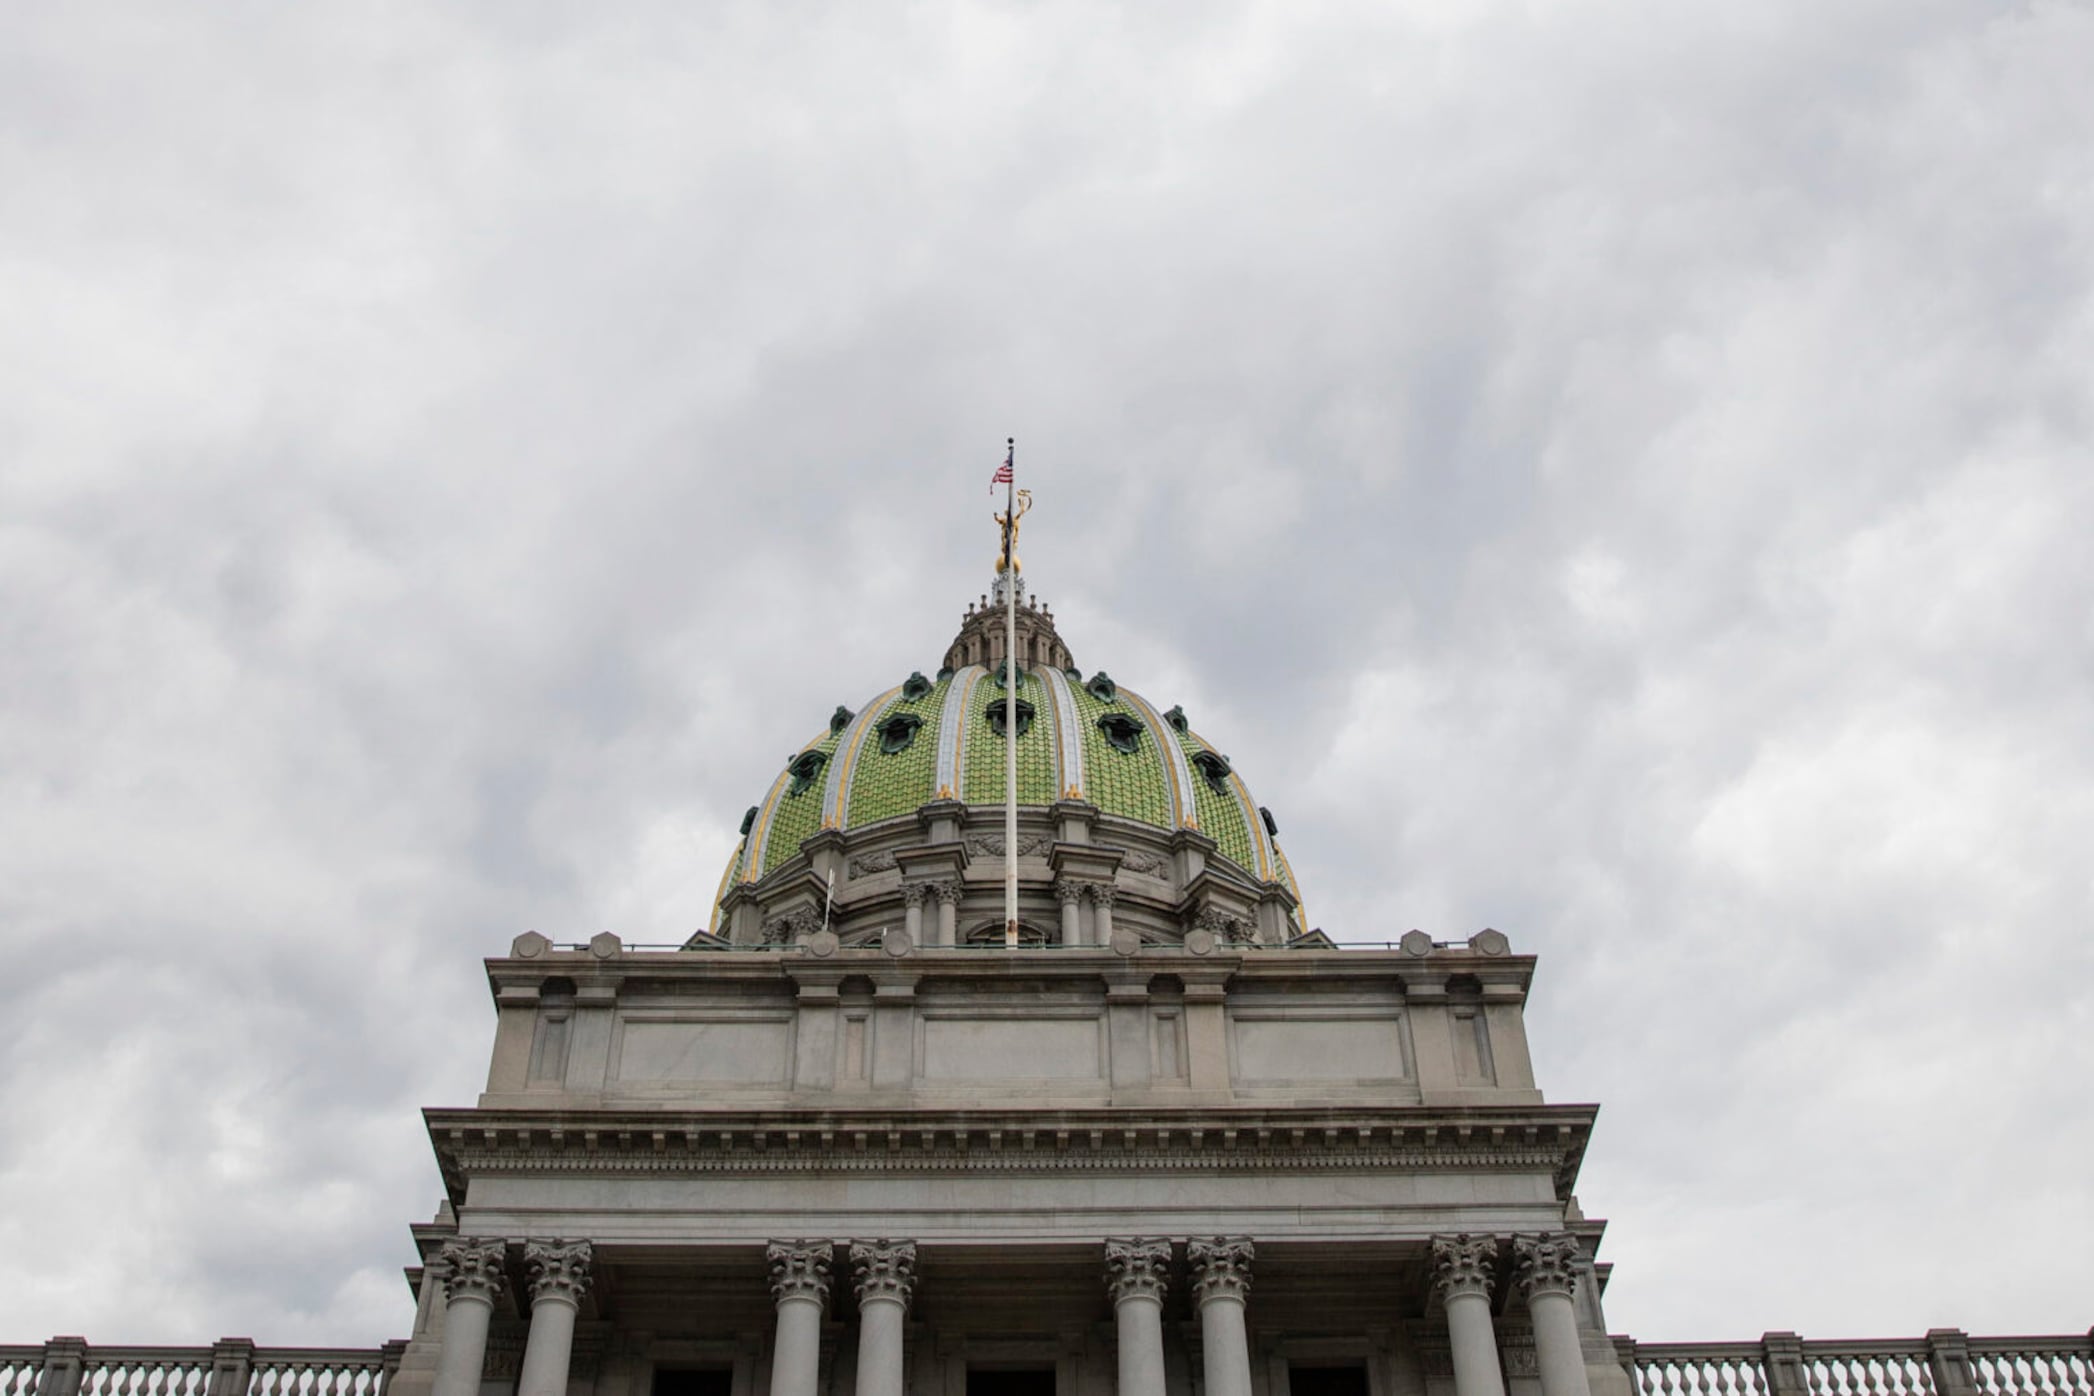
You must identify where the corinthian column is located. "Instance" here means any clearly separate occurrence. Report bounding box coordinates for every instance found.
[1104,1239,1172,1396]
[1090,884,1116,946]
[1055,880,1087,947]
[768,1242,834,1396]
[902,886,927,948]
[1514,1236,1592,1396]
[432,1239,507,1396]
[518,1240,593,1396]
[1187,1238,1255,1396]
[850,1240,918,1396]
[932,883,961,948]
[1430,1235,1504,1396]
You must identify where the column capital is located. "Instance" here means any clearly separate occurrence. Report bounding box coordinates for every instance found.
[930,881,963,906]
[768,1241,835,1310]
[1187,1236,1254,1304]
[1088,883,1116,909]
[1430,1233,1497,1302]
[439,1239,510,1305]
[902,884,930,909]
[1104,1238,1173,1304]
[1054,878,1089,907]
[1512,1234,1580,1302]
[524,1239,594,1307]
[850,1240,918,1309]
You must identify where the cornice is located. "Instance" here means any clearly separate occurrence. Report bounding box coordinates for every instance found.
[424,1104,1593,1205]
[484,945,1537,1001]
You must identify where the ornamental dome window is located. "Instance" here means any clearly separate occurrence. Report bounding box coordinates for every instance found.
[984,697,1035,739]
[739,806,758,836]
[786,749,828,796]
[879,712,924,754]
[1086,672,1118,703]
[829,705,854,734]
[1096,712,1143,754]
[901,671,933,701]
[1191,749,1233,793]
[1164,704,1189,733]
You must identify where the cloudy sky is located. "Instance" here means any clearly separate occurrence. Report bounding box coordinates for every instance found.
[4,0,2091,1350]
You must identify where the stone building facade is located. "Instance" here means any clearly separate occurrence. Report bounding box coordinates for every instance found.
[5,567,2087,1396]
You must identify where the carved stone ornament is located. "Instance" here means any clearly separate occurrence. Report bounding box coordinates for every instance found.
[1430,1233,1497,1302]
[850,1239,918,1309]
[1089,883,1116,909]
[1054,878,1087,907]
[1102,845,1165,875]
[767,1241,835,1310]
[1512,1233,1580,1301]
[965,834,1051,859]
[1186,1236,1255,1304]
[763,907,822,946]
[850,851,900,878]
[524,1239,594,1306]
[1103,1238,1173,1304]
[438,1239,508,1305]
[902,883,929,908]
[930,879,963,906]
[1193,906,1257,945]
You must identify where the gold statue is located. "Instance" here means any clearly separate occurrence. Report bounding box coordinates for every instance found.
[994,488,1032,573]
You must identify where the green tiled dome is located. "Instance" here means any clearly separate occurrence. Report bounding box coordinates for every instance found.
[723,660,1298,901]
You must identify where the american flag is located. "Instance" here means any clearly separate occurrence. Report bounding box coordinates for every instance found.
[990,444,1013,491]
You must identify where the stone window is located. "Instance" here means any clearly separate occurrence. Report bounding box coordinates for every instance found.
[1096,712,1142,753]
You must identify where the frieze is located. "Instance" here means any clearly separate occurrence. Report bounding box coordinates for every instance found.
[965,834,1053,859]
[848,852,900,878]
[1100,845,1166,876]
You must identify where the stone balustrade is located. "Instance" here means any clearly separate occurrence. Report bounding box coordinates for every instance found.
[8,1323,2085,1396]
[3,1345,403,1396]
[1624,1333,2092,1396]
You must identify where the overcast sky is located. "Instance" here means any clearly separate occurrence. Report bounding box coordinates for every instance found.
[4,0,2091,1350]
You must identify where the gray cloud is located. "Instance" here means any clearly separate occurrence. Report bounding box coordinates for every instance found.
[2,0,2090,1346]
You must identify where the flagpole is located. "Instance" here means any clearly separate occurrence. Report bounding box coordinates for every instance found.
[1002,437,1019,950]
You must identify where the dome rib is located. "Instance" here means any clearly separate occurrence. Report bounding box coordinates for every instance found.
[1118,686,1197,830]
[934,666,984,799]
[823,684,904,830]
[1039,666,1087,801]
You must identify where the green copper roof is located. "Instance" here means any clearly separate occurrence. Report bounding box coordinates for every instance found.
[731,660,1302,914]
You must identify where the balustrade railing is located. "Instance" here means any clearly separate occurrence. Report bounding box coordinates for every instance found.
[1967,1340,2093,1396]
[1,1348,43,1396]
[13,1346,398,1396]
[1626,1334,2092,1396]
[77,1352,211,1396]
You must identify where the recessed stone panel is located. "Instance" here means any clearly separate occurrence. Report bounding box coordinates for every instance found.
[1231,1016,1409,1083]
[919,1016,1103,1080]
[614,1018,793,1084]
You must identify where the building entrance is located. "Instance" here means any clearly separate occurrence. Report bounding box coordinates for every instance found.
[965,1369,1056,1396]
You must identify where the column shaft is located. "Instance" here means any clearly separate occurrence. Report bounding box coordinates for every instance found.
[1199,1295,1253,1396]
[1528,1292,1592,1396]
[1115,1293,1167,1396]
[1061,895,1083,947]
[903,899,924,947]
[431,1297,493,1396]
[855,1298,906,1396]
[516,1298,578,1396]
[770,1296,824,1396]
[1445,1293,1506,1396]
